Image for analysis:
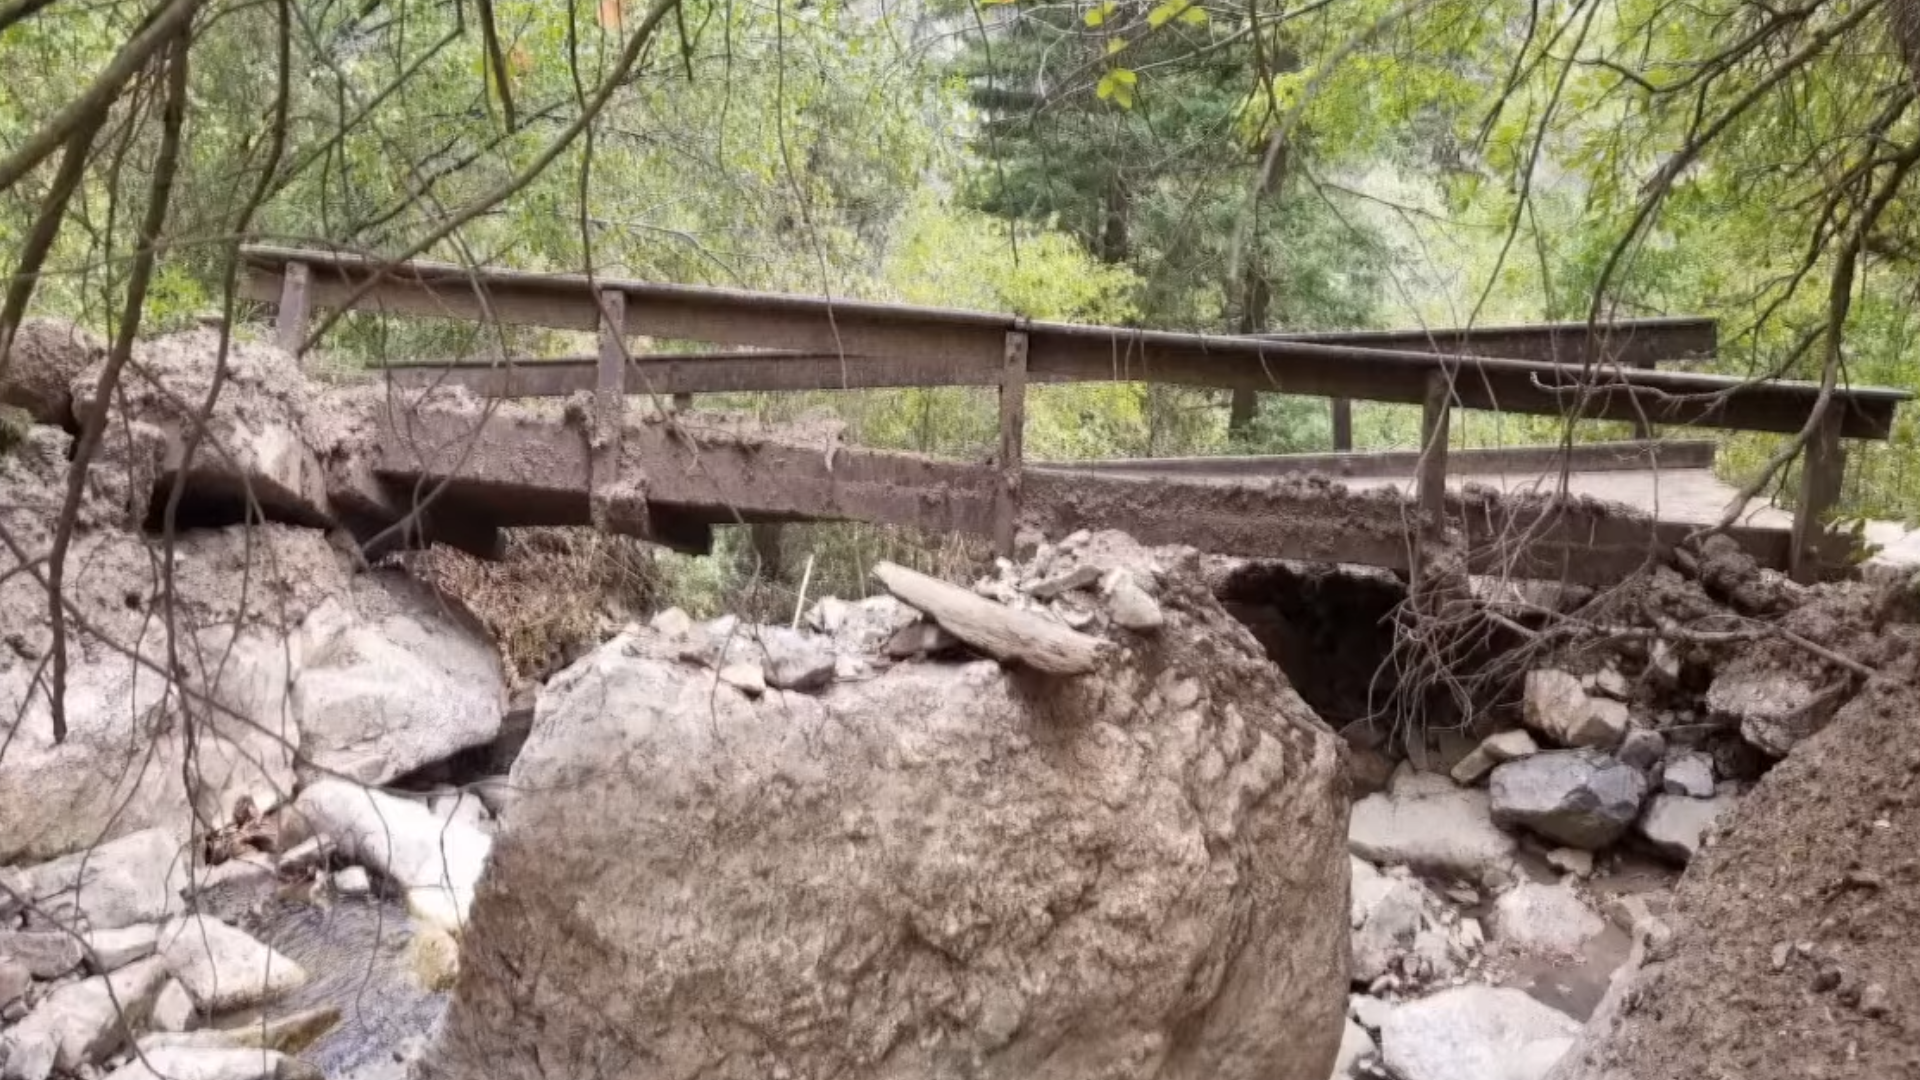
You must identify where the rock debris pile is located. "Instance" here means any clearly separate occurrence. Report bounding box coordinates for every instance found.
[1,324,507,1080]
[1326,536,1918,1080]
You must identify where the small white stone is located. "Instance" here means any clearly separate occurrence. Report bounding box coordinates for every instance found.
[149,979,195,1033]
[332,867,372,897]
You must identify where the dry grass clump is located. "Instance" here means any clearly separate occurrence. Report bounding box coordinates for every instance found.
[414,527,661,684]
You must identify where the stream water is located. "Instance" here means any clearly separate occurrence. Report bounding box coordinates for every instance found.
[224,885,447,1078]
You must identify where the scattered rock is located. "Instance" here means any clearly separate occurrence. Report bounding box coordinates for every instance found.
[1347,747,1396,798]
[1449,730,1540,786]
[1490,749,1649,849]
[882,620,961,659]
[1523,669,1629,749]
[1350,787,1519,887]
[1707,665,1839,757]
[157,916,307,1013]
[716,661,766,696]
[1489,881,1605,957]
[138,1004,338,1054]
[1661,751,1715,798]
[1615,728,1665,771]
[0,956,170,1080]
[1379,985,1579,1080]
[1545,847,1594,878]
[819,596,917,655]
[1349,994,1392,1032]
[332,867,371,897]
[1591,665,1630,701]
[757,626,835,691]
[1635,792,1737,864]
[1329,1018,1376,1079]
[1026,564,1102,599]
[1104,575,1165,631]
[1859,982,1890,1018]
[0,958,27,1009]
[285,780,491,936]
[0,931,83,980]
[149,979,195,1033]
[81,925,159,974]
[100,1046,321,1080]
[1350,862,1458,986]
[648,607,693,638]
[1389,764,1462,799]
[13,829,186,932]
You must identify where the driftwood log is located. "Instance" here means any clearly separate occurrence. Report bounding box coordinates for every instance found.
[871,561,1110,676]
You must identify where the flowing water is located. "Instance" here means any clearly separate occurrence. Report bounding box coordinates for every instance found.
[220,883,448,1078]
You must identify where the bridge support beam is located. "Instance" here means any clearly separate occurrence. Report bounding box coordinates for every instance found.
[995,327,1029,556]
[1790,406,1846,583]
[1417,370,1453,541]
[591,288,628,530]
[275,260,311,359]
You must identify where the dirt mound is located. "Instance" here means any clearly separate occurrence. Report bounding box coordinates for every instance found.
[1548,655,1920,1080]
[2,317,103,426]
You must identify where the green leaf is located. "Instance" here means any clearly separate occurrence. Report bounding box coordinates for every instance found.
[1106,37,1129,54]
[1096,67,1137,107]
[1084,1,1116,26]
[1147,0,1205,27]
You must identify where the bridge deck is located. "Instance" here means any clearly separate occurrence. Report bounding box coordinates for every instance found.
[356,399,1867,584]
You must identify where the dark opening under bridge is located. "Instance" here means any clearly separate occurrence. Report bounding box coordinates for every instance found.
[240,245,1910,586]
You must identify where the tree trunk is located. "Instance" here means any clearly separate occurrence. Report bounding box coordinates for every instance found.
[1099,175,1130,263]
[749,522,785,584]
[1228,136,1289,437]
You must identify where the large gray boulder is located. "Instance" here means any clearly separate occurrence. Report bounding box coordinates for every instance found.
[423,538,1351,1080]
[290,580,505,785]
[1490,750,1648,850]
[12,829,186,933]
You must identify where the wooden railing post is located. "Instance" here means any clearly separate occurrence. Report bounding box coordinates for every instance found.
[275,261,311,359]
[1417,370,1452,541]
[591,288,628,527]
[1789,406,1845,583]
[995,326,1030,556]
[1331,398,1353,450]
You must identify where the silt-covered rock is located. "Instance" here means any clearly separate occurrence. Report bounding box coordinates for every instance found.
[421,534,1351,1080]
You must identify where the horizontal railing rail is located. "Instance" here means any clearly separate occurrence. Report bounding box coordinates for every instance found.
[239,244,1909,582]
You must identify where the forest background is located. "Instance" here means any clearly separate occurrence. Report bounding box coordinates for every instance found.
[4,0,1917,619]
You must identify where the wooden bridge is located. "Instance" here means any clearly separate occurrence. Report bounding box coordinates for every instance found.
[239,246,1910,585]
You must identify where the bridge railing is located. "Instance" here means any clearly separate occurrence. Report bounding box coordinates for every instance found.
[238,245,1909,581]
